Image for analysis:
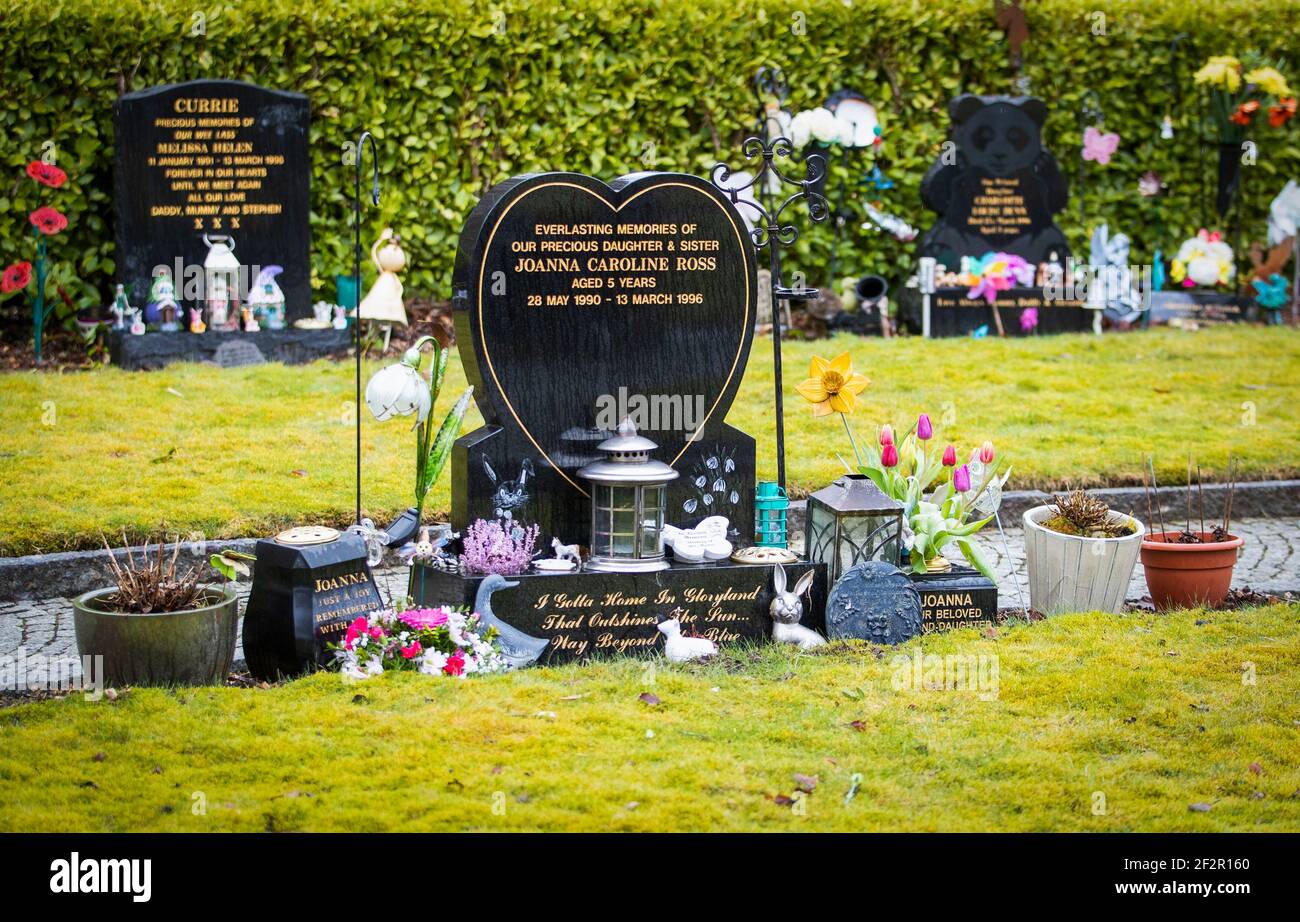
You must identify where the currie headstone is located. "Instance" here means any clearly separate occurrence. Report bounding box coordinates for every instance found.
[114,80,311,318]
[914,94,1086,336]
[451,171,758,546]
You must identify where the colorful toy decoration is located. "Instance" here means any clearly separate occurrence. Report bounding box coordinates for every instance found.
[147,266,180,330]
[1252,272,1290,323]
[247,265,286,330]
[188,307,206,334]
[110,283,130,330]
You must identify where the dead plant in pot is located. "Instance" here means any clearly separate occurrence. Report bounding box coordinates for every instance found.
[1023,489,1144,615]
[72,537,241,686]
[1140,456,1243,612]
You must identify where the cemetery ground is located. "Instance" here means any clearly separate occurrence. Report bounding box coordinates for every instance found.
[1,601,1297,832]
[1,325,1297,557]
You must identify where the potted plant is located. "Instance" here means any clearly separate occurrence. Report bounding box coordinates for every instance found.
[1140,460,1243,611]
[73,540,240,686]
[1023,490,1144,615]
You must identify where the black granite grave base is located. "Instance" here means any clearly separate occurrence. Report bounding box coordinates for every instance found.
[900,287,1094,337]
[409,559,827,664]
[911,565,998,634]
[1149,290,1255,325]
[109,328,353,370]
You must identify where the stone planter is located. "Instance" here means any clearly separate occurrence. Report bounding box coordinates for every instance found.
[72,586,240,687]
[1023,506,1144,615]
[1140,531,1243,612]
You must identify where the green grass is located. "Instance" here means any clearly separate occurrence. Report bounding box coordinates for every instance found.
[0,326,1296,555]
[2,603,1297,832]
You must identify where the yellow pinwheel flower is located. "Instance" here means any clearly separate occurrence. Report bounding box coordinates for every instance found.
[795,352,870,417]
[1244,66,1293,98]
[1195,56,1242,92]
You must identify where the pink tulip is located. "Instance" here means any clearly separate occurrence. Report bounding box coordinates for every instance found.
[881,443,899,468]
[980,440,995,464]
[942,444,957,467]
[953,464,971,492]
[880,424,894,447]
[917,413,933,441]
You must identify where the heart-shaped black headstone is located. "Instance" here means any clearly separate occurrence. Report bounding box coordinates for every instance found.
[451,171,757,546]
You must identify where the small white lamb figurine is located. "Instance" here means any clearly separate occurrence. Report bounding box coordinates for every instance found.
[550,536,582,566]
[770,563,825,649]
[657,617,716,663]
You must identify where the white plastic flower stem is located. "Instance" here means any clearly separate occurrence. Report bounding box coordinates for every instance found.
[995,510,1029,620]
[839,412,864,468]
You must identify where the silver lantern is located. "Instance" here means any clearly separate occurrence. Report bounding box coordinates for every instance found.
[805,474,904,583]
[577,420,679,573]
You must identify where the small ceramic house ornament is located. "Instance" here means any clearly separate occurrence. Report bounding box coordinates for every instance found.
[202,234,241,331]
[247,265,286,330]
[147,267,180,331]
[358,228,408,351]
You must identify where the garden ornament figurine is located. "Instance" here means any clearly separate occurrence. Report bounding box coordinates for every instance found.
[110,283,130,330]
[188,307,206,334]
[128,309,145,335]
[769,563,825,649]
[472,574,549,669]
[248,265,286,330]
[550,537,582,567]
[148,266,180,331]
[357,227,408,352]
[656,615,717,662]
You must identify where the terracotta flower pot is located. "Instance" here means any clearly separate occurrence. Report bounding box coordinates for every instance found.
[1023,506,1144,615]
[73,586,240,686]
[1140,532,1243,612]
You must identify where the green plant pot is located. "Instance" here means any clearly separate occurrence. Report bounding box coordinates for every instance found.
[72,586,240,687]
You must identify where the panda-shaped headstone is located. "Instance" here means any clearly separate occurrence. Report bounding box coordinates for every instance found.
[919,94,1070,268]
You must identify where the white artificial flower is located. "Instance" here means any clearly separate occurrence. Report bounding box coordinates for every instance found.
[807,107,841,144]
[419,650,449,676]
[789,110,813,148]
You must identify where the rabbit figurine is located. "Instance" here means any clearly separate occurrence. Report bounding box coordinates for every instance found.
[770,563,825,649]
[656,616,717,663]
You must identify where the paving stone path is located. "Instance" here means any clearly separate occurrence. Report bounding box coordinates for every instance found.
[2,519,1296,684]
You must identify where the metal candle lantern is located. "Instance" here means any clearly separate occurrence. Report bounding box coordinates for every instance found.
[755,480,789,547]
[805,474,904,583]
[202,234,241,330]
[577,420,679,573]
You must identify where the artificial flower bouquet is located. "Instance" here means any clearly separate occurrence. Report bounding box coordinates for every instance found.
[795,351,1009,580]
[1169,229,1235,288]
[858,414,1010,579]
[331,602,506,680]
[1194,55,1295,140]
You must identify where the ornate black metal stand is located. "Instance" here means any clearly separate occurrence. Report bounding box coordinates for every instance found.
[350,131,381,526]
[712,136,828,489]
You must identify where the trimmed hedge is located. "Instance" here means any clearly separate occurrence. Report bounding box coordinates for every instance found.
[2,0,1299,322]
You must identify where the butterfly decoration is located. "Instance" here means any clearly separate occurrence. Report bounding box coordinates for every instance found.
[1252,273,1290,310]
[1082,125,1120,164]
[970,324,989,339]
[862,164,894,192]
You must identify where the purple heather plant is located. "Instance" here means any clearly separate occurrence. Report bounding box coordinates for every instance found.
[458,518,540,576]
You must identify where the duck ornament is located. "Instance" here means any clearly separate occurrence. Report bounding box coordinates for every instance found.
[472,574,549,669]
